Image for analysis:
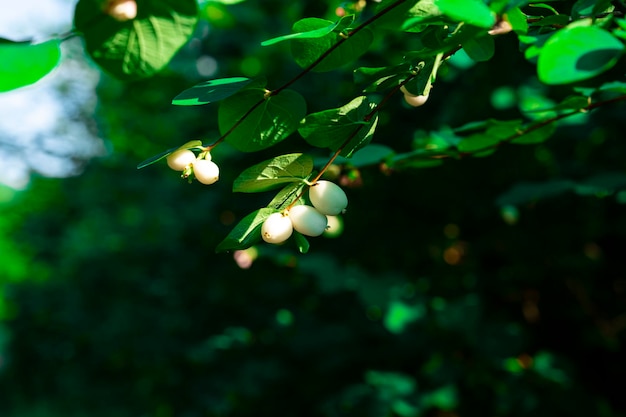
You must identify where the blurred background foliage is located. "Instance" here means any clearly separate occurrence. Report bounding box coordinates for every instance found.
[1,0,626,416]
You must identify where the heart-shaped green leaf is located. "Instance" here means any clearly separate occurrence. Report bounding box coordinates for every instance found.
[172,77,254,106]
[538,26,624,85]
[74,0,198,79]
[219,89,307,152]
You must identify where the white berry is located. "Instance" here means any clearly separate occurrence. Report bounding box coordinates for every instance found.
[400,86,429,107]
[262,212,293,244]
[106,0,137,21]
[192,159,219,185]
[289,205,328,237]
[403,93,429,107]
[308,181,348,216]
[166,149,196,171]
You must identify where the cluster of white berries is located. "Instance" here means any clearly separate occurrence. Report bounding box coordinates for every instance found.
[166,148,219,185]
[400,85,429,107]
[261,180,348,244]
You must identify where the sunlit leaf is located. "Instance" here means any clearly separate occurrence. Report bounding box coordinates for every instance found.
[0,39,61,92]
[538,26,624,85]
[268,182,307,210]
[172,77,254,106]
[74,0,198,79]
[233,153,313,193]
[262,15,355,46]
[435,0,496,28]
[375,0,445,31]
[290,18,373,72]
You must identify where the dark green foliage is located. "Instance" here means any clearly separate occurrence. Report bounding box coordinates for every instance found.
[1,0,626,416]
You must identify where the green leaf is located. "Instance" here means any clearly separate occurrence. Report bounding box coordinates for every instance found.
[172,77,254,106]
[290,19,373,72]
[524,95,589,114]
[375,0,445,31]
[457,120,522,153]
[435,0,496,28]
[0,39,61,92]
[268,183,307,210]
[299,96,378,157]
[294,232,310,254]
[233,153,313,193]
[506,7,528,35]
[74,0,198,80]
[496,180,575,206]
[528,3,559,15]
[462,35,495,62]
[401,56,442,96]
[215,208,275,252]
[262,15,354,46]
[136,140,203,169]
[537,26,624,85]
[219,89,307,152]
[353,63,410,93]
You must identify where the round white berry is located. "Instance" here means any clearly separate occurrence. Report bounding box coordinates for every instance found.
[192,159,219,185]
[289,205,328,237]
[308,181,348,216]
[107,0,137,21]
[262,212,293,244]
[166,149,196,171]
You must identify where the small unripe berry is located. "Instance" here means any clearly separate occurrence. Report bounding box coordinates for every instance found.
[105,0,138,21]
[289,205,328,237]
[308,181,348,216]
[192,159,219,185]
[167,149,196,171]
[262,212,293,244]
[323,215,343,238]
